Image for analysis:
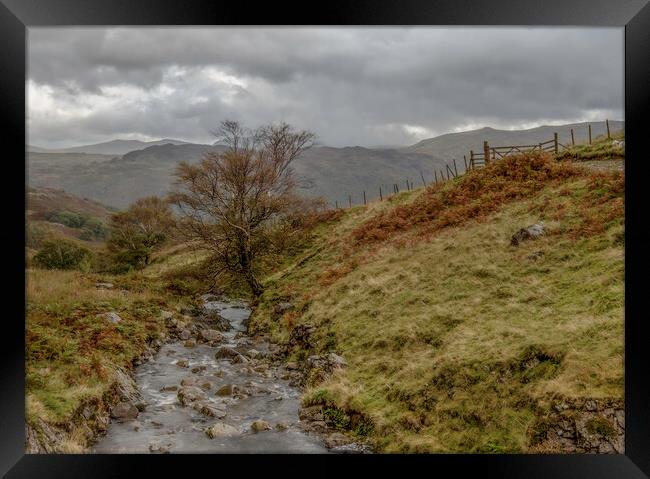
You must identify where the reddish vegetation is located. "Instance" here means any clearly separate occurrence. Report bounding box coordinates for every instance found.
[352,152,583,245]
[572,171,624,238]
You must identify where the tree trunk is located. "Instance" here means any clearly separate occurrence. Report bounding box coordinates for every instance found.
[238,243,263,297]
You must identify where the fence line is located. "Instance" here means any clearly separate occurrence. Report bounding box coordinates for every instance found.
[331,120,614,210]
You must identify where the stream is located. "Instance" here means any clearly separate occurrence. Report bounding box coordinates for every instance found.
[93,299,331,454]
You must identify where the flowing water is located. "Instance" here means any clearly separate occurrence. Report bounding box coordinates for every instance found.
[93,300,330,453]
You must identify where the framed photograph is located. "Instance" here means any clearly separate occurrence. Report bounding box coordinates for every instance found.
[2,0,649,476]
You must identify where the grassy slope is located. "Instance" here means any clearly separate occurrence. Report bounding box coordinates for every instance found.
[249,152,624,452]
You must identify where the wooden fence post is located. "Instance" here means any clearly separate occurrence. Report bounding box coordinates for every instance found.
[420,172,426,187]
[379,186,383,201]
[335,200,339,209]
[363,190,366,205]
[554,132,559,154]
[470,150,475,169]
[453,158,458,177]
[606,119,611,139]
[588,124,592,144]
[440,169,445,182]
[571,128,575,146]
[463,155,468,172]
[434,170,438,183]
[483,141,490,164]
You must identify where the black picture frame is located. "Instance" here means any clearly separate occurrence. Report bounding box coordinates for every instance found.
[2,0,648,476]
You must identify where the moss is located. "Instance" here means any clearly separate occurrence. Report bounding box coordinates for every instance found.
[586,417,616,437]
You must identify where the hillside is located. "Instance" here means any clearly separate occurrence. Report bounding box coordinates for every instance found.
[247,149,624,453]
[27,187,114,250]
[25,139,624,454]
[405,120,624,160]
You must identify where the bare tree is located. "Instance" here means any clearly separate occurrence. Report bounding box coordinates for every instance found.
[168,120,316,297]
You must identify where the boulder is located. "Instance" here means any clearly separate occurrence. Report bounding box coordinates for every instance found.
[275,422,288,431]
[98,312,122,324]
[299,405,324,422]
[198,310,232,331]
[205,422,239,439]
[326,353,347,369]
[183,339,197,348]
[251,420,272,433]
[199,329,225,343]
[159,310,174,320]
[510,223,545,246]
[191,365,207,374]
[179,329,192,340]
[111,401,139,422]
[324,432,349,449]
[176,360,189,369]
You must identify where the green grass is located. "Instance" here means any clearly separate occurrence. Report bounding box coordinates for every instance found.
[249,156,624,452]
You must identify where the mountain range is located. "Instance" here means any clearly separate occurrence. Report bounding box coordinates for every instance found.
[26,120,624,209]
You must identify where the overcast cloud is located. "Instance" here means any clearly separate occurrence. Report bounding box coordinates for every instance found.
[27,27,624,149]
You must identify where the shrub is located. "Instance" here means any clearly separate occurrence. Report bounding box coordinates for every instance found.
[32,239,92,270]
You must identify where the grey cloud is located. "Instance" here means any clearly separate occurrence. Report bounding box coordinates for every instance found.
[27,27,624,148]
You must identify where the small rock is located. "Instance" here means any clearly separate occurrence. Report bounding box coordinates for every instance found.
[177,386,206,406]
[180,377,197,386]
[205,422,239,439]
[179,330,192,341]
[251,420,272,433]
[184,339,197,348]
[176,360,189,369]
[510,223,545,246]
[193,401,226,418]
[215,384,233,396]
[160,385,178,392]
[111,401,139,422]
[98,312,122,324]
[148,442,171,454]
[95,282,114,289]
[200,382,212,391]
[215,347,240,360]
[191,365,207,374]
[275,422,288,431]
[159,310,173,320]
[231,354,249,364]
[286,362,300,371]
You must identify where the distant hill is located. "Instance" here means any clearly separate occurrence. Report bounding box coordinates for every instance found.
[405,120,624,160]
[26,120,625,209]
[27,138,192,156]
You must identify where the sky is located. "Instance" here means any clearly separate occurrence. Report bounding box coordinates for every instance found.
[27,27,624,149]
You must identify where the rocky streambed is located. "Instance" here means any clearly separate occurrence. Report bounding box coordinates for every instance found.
[93,298,367,454]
